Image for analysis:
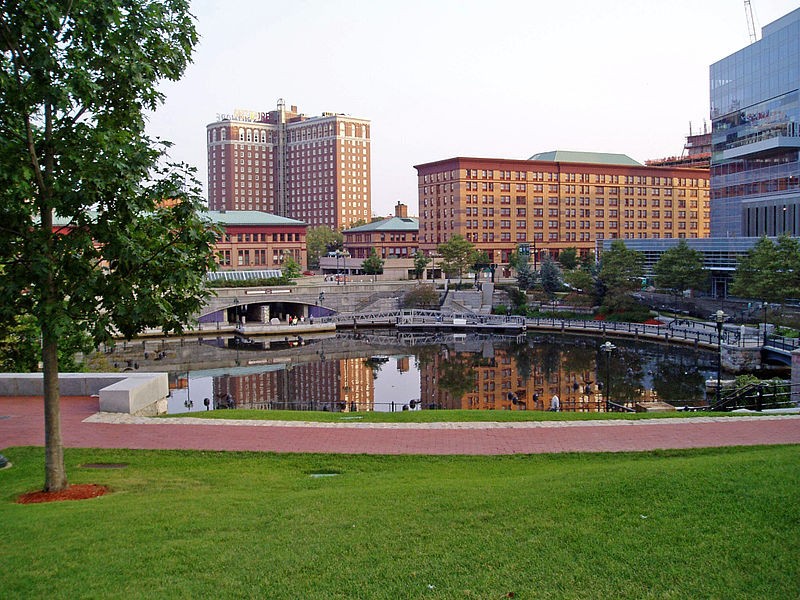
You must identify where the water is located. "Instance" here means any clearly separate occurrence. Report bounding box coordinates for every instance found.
[163,331,720,414]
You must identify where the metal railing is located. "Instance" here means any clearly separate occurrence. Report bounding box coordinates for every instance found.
[706,380,800,412]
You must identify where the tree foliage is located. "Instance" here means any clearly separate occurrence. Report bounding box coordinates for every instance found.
[280,252,302,279]
[362,248,384,278]
[557,247,578,271]
[539,255,563,299]
[0,313,91,372]
[0,0,216,491]
[730,234,800,303]
[412,251,430,279]
[306,226,343,269]
[437,235,479,284]
[598,240,644,312]
[515,253,537,291]
[653,240,708,294]
[563,268,594,294]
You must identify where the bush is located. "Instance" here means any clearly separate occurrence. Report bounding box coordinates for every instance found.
[506,287,527,309]
[207,277,295,288]
[402,283,440,309]
[600,305,652,323]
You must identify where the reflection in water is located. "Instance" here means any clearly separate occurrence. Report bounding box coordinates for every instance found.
[168,332,718,413]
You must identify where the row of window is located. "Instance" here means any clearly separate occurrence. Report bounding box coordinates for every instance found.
[424,169,707,187]
[421,231,699,244]
[423,195,708,209]
[217,248,303,267]
[221,232,303,243]
[426,220,701,231]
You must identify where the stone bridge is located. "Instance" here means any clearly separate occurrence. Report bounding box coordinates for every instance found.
[200,279,414,326]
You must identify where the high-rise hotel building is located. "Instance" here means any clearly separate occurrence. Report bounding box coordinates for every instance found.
[206,100,371,229]
[415,152,709,265]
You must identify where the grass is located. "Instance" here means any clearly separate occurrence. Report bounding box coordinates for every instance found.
[1,445,798,598]
[168,408,762,423]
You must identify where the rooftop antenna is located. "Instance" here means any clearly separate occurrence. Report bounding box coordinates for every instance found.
[744,1,758,44]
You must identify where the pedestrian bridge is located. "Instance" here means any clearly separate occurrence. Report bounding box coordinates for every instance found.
[199,281,411,327]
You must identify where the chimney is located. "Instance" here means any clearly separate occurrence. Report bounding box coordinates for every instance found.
[395,201,407,218]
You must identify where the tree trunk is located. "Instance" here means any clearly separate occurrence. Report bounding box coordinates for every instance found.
[42,311,67,491]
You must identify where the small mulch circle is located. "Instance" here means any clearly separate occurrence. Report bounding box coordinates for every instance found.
[644,318,666,325]
[17,484,110,504]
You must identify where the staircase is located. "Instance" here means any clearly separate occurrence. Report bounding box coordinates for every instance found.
[444,282,494,315]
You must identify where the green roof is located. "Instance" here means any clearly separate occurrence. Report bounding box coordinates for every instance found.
[52,210,305,228]
[206,211,305,227]
[344,216,418,233]
[528,150,642,166]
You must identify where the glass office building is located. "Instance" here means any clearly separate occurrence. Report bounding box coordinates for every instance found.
[710,8,800,237]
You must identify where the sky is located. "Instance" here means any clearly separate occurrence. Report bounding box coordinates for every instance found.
[146,0,800,218]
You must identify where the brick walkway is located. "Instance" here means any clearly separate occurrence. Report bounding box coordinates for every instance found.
[2,395,800,455]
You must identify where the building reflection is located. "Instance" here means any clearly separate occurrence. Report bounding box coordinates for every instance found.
[194,335,706,413]
[420,342,660,412]
[211,357,375,411]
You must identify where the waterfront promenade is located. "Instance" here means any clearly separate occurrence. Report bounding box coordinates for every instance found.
[2,395,800,455]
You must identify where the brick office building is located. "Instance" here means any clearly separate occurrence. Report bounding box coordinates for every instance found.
[207,210,307,271]
[343,202,419,260]
[206,100,371,230]
[414,151,709,266]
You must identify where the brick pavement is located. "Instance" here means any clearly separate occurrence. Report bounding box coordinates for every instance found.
[2,395,800,455]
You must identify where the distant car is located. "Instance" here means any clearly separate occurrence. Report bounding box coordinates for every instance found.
[302,270,315,276]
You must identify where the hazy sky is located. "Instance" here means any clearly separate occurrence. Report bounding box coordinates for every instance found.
[146,0,800,217]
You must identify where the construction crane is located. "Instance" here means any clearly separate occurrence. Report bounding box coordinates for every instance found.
[744,0,758,43]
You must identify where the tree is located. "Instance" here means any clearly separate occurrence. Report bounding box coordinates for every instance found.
[557,247,578,271]
[515,253,537,291]
[280,252,302,279]
[437,235,479,285]
[362,248,384,281]
[730,234,800,303]
[0,1,218,491]
[598,240,644,312]
[0,313,91,373]
[306,226,343,269]
[539,255,563,299]
[412,251,430,280]
[653,240,708,297]
[507,249,524,272]
[563,268,594,294]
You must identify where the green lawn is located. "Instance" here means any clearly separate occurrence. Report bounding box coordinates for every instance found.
[170,408,759,423]
[1,446,798,599]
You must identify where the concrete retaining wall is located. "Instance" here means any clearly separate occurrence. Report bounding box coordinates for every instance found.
[0,373,169,414]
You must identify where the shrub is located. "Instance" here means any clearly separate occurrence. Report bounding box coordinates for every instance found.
[402,283,440,309]
[207,277,295,288]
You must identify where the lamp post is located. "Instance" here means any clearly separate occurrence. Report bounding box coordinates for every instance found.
[336,251,341,285]
[715,309,726,406]
[763,302,769,346]
[600,341,615,411]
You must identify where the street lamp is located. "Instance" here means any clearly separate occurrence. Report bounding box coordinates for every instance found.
[600,341,615,411]
[763,302,769,346]
[714,309,727,406]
